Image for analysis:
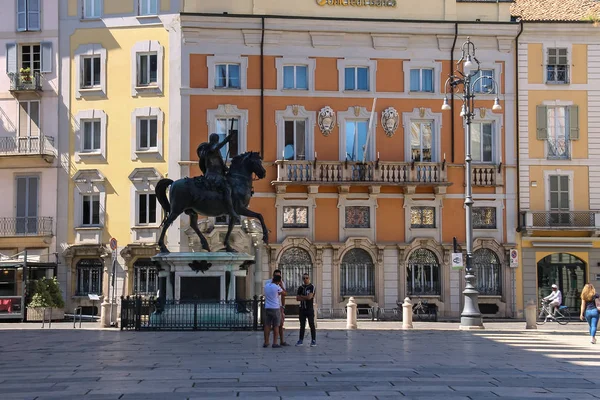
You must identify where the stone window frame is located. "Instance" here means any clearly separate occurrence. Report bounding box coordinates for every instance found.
[72,169,106,229]
[337,240,379,302]
[403,60,442,96]
[276,194,316,242]
[207,55,248,92]
[337,58,377,94]
[131,40,164,97]
[275,105,316,162]
[206,104,248,158]
[402,108,442,163]
[543,169,574,212]
[543,42,572,85]
[338,106,377,162]
[465,108,503,165]
[404,195,443,243]
[128,168,163,229]
[130,107,164,160]
[338,195,377,243]
[74,44,107,98]
[276,57,316,92]
[74,109,107,162]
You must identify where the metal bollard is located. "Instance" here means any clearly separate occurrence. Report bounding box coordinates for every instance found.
[402,297,413,329]
[346,297,357,329]
[525,299,537,330]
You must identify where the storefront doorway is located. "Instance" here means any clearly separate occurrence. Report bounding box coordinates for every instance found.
[537,253,586,313]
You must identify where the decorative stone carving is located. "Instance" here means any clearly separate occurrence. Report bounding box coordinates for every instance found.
[318,106,336,136]
[381,107,399,137]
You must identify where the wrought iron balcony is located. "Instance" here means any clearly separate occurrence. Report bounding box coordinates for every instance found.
[0,217,53,237]
[275,160,448,186]
[8,71,43,92]
[521,211,600,235]
[0,135,55,157]
[472,164,503,187]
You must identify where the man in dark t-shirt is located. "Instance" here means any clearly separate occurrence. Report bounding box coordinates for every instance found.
[296,273,316,347]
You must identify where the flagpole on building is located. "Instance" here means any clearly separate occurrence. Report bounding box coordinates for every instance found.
[362,97,377,163]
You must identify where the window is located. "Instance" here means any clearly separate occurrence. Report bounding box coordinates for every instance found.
[134,259,158,295]
[549,175,570,225]
[411,206,435,228]
[82,194,100,226]
[283,120,306,160]
[473,249,501,295]
[345,206,370,228]
[82,119,101,152]
[283,206,308,228]
[409,68,433,92]
[83,0,102,18]
[407,249,440,296]
[20,45,40,73]
[82,56,101,88]
[340,248,375,297]
[18,101,40,137]
[138,193,157,225]
[345,120,369,161]
[215,117,239,159]
[410,121,433,162]
[473,69,495,93]
[15,176,38,235]
[536,105,578,160]
[547,48,568,84]
[17,0,40,31]
[344,67,369,91]
[471,122,493,163]
[139,0,158,15]
[215,64,240,89]
[473,207,496,229]
[137,53,157,86]
[137,118,157,151]
[279,247,313,297]
[76,259,103,296]
[283,65,308,90]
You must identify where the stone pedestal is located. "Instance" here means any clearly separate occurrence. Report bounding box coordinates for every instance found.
[525,299,537,330]
[346,297,357,329]
[402,297,413,329]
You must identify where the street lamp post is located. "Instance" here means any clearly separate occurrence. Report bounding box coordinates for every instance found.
[442,37,502,329]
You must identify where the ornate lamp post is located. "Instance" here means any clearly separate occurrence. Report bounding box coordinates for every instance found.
[442,37,502,329]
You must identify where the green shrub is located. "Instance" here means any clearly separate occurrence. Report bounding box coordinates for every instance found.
[28,277,65,309]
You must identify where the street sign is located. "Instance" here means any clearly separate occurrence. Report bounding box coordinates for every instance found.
[509,249,518,268]
[109,237,117,251]
[451,252,464,270]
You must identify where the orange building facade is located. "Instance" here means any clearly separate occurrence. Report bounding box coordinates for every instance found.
[174,2,520,318]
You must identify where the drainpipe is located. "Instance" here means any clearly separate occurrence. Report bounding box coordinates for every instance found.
[260,17,265,158]
[450,22,458,163]
[515,19,524,231]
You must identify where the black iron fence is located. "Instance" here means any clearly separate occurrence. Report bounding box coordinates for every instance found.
[340,263,375,297]
[8,71,43,91]
[121,296,264,331]
[0,135,55,156]
[0,217,53,237]
[525,211,596,228]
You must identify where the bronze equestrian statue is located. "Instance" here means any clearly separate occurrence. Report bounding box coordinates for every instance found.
[155,131,268,253]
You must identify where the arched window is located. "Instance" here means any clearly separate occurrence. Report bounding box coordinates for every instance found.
[133,258,158,295]
[340,248,374,296]
[473,249,501,295]
[407,249,440,295]
[278,247,312,295]
[76,258,103,296]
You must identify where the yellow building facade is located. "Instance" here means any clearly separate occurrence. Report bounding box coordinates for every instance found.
[57,0,180,319]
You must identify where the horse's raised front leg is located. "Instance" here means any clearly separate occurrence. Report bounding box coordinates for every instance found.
[188,212,210,252]
[158,211,181,254]
[223,215,236,253]
[238,206,269,244]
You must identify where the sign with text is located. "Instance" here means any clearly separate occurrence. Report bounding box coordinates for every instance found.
[317,0,397,8]
[451,253,464,270]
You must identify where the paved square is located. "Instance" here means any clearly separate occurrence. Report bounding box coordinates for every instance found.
[1,321,599,399]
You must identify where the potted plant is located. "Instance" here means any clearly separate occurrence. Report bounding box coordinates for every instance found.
[27,277,65,322]
[19,67,32,82]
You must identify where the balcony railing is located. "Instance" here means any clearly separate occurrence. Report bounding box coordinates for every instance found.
[0,217,53,237]
[472,165,503,186]
[521,211,599,232]
[546,64,569,85]
[0,135,55,157]
[8,71,43,92]
[275,160,448,185]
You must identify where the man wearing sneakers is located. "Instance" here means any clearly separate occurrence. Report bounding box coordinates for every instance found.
[296,273,316,347]
[263,274,285,348]
[264,269,290,346]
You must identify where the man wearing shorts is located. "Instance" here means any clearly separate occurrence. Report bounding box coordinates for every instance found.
[263,274,285,348]
[264,269,290,346]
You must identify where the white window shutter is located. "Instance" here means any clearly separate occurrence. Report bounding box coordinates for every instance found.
[27,0,41,31]
[41,42,52,73]
[17,0,27,31]
[6,43,17,74]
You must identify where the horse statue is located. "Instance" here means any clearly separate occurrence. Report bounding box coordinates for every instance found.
[155,151,268,253]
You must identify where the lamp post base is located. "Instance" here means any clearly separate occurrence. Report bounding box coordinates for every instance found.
[459,270,485,329]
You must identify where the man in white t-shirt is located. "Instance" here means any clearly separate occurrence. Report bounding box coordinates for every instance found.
[263,274,285,348]
[544,284,563,317]
[264,269,289,346]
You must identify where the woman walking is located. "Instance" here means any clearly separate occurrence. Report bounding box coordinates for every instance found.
[580,283,600,344]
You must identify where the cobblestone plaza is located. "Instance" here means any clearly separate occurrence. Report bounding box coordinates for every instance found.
[1,321,599,400]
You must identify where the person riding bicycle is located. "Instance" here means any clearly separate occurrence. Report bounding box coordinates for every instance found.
[543,284,562,317]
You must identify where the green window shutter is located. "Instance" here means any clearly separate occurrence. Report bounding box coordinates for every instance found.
[569,105,579,140]
[536,105,548,140]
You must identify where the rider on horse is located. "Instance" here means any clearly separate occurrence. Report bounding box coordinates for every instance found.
[196,131,240,221]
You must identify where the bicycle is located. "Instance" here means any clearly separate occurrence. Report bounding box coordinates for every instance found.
[537,299,571,325]
[412,298,437,321]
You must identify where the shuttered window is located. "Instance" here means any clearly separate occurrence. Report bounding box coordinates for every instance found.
[16,176,38,234]
[17,0,41,32]
[18,101,40,137]
[536,105,579,141]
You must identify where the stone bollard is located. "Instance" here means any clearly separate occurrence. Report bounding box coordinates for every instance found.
[346,297,357,329]
[525,299,537,330]
[101,300,111,328]
[402,297,413,329]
